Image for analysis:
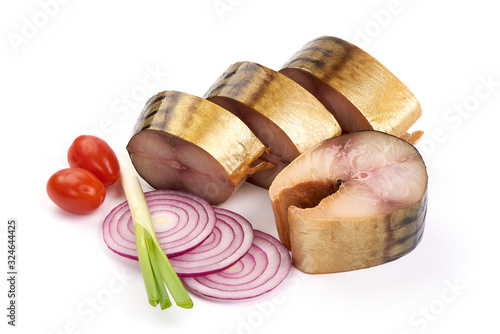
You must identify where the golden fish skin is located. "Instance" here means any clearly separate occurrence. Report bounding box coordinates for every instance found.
[205,61,341,188]
[127,91,268,204]
[280,36,422,143]
[289,192,427,274]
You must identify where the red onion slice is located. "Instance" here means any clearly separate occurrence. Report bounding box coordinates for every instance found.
[182,230,292,300]
[170,208,254,277]
[103,189,216,258]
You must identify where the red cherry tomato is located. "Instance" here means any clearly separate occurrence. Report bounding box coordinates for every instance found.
[47,168,106,214]
[67,135,120,186]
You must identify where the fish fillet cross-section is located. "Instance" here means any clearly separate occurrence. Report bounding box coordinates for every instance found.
[269,130,428,274]
[127,91,269,205]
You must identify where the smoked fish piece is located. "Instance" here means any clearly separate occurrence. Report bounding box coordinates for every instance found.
[127,91,269,205]
[269,130,428,274]
[205,61,341,188]
[280,36,423,144]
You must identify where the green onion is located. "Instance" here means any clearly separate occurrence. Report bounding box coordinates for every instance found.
[118,154,193,310]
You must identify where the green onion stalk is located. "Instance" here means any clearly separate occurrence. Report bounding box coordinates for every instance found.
[118,154,193,310]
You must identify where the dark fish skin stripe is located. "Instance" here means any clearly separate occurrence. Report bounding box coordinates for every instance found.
[382,223,425,264]
[142,92,169,115]
[137,97,167,125]
[399,197,428,228]
[381,197,427,262]
[282,36,357,80]
[205,81,230,98]
[387,194,427,232]
[223,66,239,80]
[299,45,334,56]
[137,113,159,132]
[204,66,240,98]
[244,64,276,107]
[139,122,152,132]
[399,211,423,227]
[205,81,224,98]
[135,91,184,133]
[205,62,263,101]
[140,121,166,132]
[384,221,425,261]
[140,91,183,121]
[284,56,325,69]
[391,209,426,247]
[412,217,426,245]
[140,100,163,123]
[215,66,240,84]
[162,90,184,112]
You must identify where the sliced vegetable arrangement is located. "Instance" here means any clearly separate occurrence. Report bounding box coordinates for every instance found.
[103,189,292,299]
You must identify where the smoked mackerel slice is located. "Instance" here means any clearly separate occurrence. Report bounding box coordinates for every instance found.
[269,130,427,274]
[127,91,269,205]
[280,36,423,144]
[205,61,341,189]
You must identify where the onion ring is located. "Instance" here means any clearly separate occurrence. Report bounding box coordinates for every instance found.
[103,189,216,258]
[182,230,292,300]
[170,208,254,277]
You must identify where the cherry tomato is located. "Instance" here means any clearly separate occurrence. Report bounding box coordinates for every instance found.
[67,135,120,186]
[47,168,106,214]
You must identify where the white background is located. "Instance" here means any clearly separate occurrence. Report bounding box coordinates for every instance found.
[2,0,499,333]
